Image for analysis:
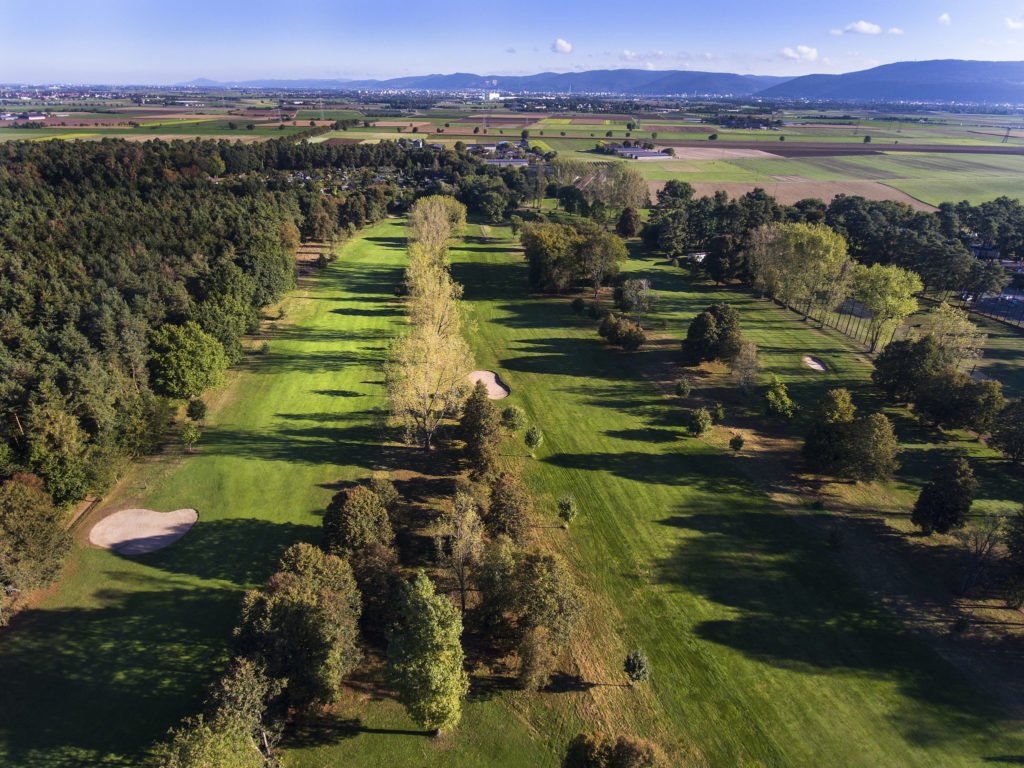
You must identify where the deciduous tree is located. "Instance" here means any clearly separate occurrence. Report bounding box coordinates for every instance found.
[388,571,469,734]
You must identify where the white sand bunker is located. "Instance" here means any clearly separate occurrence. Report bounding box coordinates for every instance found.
[89,508,198,555]
[803,355,827,372]
[468,370,510,399]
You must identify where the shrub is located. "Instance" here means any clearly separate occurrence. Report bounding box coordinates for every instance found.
[729,433,744,451]
[713,403,725,423]
[675,379,691,398]
[501,405,528,433]
[180,423,201,452]
[616,321,646,351]
[525,425,544,456]
[598,313,618,339]
[557,494,579,525]
[624,649,650,684]
[689,408,712,437]
[571,297,586,314]
[315,254,329,269]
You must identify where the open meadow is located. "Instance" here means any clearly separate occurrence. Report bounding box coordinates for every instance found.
[6,216,1024,766]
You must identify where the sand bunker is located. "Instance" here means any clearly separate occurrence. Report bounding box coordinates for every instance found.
[803,356,827,372]
[89,508,198,555]
[468,370,510,399]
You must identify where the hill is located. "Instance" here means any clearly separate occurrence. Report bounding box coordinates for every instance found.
[755,59,1024,103]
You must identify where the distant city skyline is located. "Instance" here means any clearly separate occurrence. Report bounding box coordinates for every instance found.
[3,0,1024,84]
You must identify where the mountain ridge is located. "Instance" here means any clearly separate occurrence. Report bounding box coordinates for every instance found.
[180,60,1024,102]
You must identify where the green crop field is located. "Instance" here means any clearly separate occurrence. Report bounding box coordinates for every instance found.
[4,216,1024,767]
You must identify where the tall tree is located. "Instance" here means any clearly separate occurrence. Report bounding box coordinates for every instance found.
[437,493,484,612]
[388,571,469,734]
[234,543,362,711]
[853,264,923,351]
[148,322,228,400]
[911,457,977,534]
[621,279,657,329]
[460,381,503,479]
[579,231,628,300]
[323,485,394,556]
[384,325,473,449]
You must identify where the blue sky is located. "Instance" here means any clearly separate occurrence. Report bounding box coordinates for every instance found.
[3,0,1024,83]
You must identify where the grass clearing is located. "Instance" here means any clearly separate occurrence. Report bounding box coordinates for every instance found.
[4,221,1024,767]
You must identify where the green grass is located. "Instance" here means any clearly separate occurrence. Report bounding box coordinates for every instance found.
[0,226,410,766]
[4,221,1024,767]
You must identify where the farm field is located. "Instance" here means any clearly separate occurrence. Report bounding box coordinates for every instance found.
[3,218,1024,766]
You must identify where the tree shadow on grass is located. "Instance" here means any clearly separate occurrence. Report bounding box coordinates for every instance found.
[140,518,321,587]
[284,713,430,748]
[201,419,404,469]
[655,509,1019,748]
[0,573,239,768]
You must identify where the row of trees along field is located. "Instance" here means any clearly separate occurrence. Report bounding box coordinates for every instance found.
[0,137,599,622]
[650,185,1024,610]
[154,197,650,767]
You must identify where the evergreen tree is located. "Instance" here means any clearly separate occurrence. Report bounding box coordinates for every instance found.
[486,469,533,542]
[388,571,469,734]
[911,457,977,534]
[624,650,650,684]
[615,207,643,238]
[460,380,503,478]
[803,389,856,473]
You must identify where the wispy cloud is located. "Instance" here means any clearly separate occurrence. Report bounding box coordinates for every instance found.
[780,45,819,62]
[620,49,665,62]
[1007,17,1024,30]
[938,12,951,26]
[845,20,882,35]
[552,38,573,54]
[888,27,904,35]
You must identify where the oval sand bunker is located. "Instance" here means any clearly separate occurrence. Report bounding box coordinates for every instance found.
[90,508,198,555]
[802,355,827,372]
[468,370,510,399]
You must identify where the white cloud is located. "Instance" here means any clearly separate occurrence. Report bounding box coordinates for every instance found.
[888,27,904,35]
[1007,17,1024,30]
[938,12,951,25]
[620,49,665,62]
[780,45,819,62]
[845,20,882,34]
[552,38,573,54]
